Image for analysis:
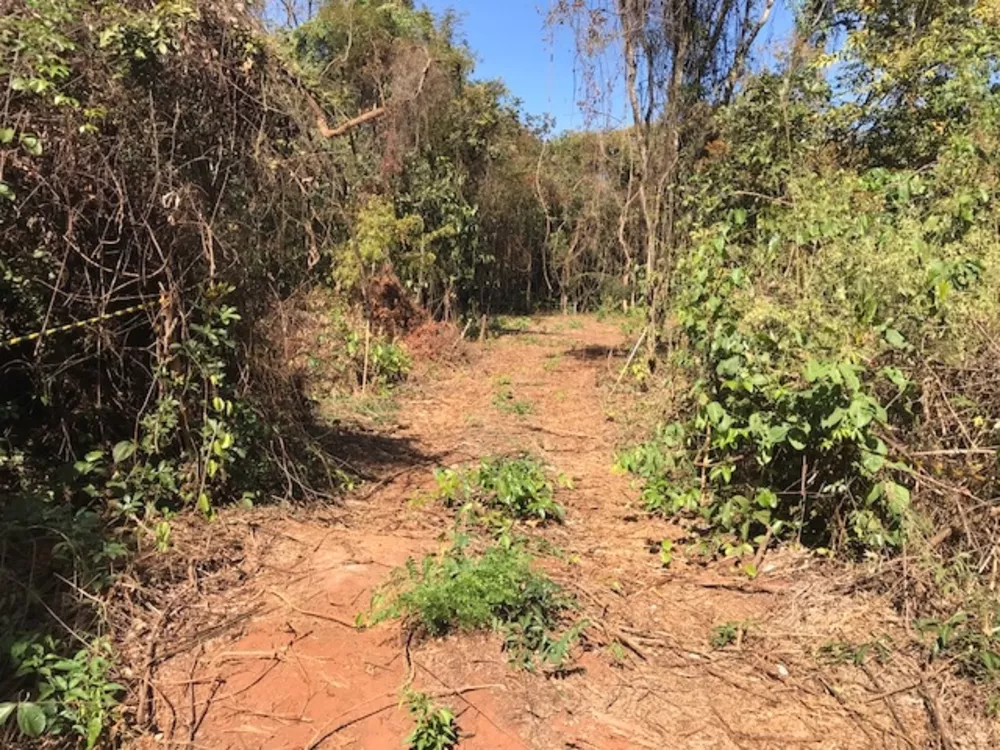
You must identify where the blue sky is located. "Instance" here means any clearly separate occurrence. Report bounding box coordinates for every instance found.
[419,0,798,133]
[419,0,586,131]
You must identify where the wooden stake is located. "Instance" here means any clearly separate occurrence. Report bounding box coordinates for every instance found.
[361,319,371,394]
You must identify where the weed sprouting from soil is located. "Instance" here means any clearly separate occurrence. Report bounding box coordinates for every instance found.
[405,692,458,750]
[363,540,583,670]
[817,637,893,667]
[710,621,748,649]
[492,382,534,416]
[431,454,567,525]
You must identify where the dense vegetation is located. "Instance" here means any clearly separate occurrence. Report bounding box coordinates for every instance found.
[2,0,1000,745]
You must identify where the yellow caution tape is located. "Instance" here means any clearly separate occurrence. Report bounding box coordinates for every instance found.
[2,297,163,349]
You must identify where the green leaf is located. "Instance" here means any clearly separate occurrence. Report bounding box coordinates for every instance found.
[706,401,725,425]
[838,363,861,392]
[788,428,807,451]
[19,134,42,156]
[884,481,911,515]
[0,703,14,726]
[659,539,674,566]
[0,127,14,144]
[716,356,742,378]
[112,440,135,463]
[883,328,906,349]
[861,450,885,475]
[17,703,46,738]
[821,408,845,429]
[804,359,826,383]
[754,489,778,509]
[881,366,910,391]
[86,715,102,749]
[0,182,14,201]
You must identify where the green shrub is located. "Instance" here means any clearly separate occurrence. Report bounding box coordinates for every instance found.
[433,454,566,524]
[0,636,122,749]
[618,229,918,555]
[364,541,581,670]
[347,332,411,386]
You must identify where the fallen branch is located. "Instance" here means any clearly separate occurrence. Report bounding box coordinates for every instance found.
[455,318,474,346]
[305,47,433,138]
[920,685,956,750]
[526,423,598,441]
[751,525,775,572]
[269,589,358,629]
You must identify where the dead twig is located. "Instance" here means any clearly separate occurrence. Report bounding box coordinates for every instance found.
[920,683,956,750]
[860,663,915,749]
[268,589,358,629]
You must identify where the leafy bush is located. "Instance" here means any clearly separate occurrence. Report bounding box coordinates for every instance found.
[619,226,920,555]
[369,341,412,385]
[0,636,122,748]
[364,540,581,670]
[346,331,411,386]
[433,454,566,524]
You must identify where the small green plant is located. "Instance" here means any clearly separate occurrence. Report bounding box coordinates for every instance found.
[490,316,531,335]
[987,694,1000,719]
[369,340,412,384]
[658,538,675,566]
[918,610,1000,682]
[2,636,123,748]
[710,621,745,649]
[607,640,627,667]
[543,354,562,372]
[405,692,458,750]
[817,637,893,666]
[492,384,533,415]
[364,540,581,670]
[346,332,411,386]
[432,455,566,524]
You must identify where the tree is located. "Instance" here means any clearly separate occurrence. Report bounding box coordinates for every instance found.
[550,0,777,357]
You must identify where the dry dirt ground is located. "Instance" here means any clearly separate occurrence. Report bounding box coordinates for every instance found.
[130,315,995,750]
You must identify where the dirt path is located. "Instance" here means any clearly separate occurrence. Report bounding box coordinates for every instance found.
[143,316,951,749]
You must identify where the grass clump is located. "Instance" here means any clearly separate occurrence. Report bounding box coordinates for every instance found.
[433,454,566,524]
[364,540,582,670]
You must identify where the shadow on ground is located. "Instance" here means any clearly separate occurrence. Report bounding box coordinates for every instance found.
[564,343,622,361]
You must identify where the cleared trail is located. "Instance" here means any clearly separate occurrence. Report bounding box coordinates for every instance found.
[142,316,946,750]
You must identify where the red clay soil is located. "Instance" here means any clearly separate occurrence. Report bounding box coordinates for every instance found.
[133,316,995,750]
